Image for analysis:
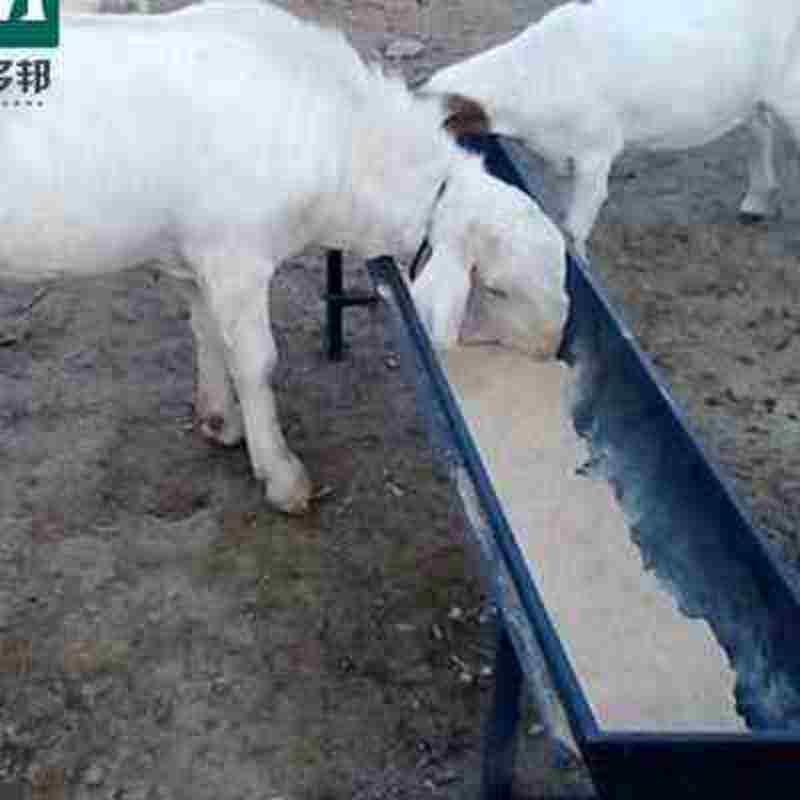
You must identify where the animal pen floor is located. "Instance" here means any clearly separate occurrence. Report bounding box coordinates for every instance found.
[2,1,800,798]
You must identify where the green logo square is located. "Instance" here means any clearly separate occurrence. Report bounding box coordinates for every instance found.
[0,1,59,48]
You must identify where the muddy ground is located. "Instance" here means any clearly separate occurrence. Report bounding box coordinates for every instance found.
[2,1,799,798]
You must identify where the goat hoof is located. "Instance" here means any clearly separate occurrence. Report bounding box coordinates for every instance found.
[197,412,245,446]
[739,194,781,225]
[738,211,767,225]
[266,464,313,515]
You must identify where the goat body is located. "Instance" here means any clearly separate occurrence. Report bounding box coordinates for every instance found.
[1,1,567,511]
[427,0,800,255]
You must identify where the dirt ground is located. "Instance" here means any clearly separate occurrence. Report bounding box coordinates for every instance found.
[2,1,799,798]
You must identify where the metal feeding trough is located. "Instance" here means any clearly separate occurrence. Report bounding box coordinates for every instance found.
[325,135,800,798]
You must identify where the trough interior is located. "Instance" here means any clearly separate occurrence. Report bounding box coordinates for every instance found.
[441,344,745,733]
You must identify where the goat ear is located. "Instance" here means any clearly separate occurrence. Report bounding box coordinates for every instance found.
[441,93,491,137]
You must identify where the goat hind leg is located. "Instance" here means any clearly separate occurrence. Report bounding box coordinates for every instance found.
[767,66,800,219]
[740,106,781,222]
[178,280,244,446]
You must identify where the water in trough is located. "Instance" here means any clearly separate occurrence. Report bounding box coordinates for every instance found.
[442,345,746,732]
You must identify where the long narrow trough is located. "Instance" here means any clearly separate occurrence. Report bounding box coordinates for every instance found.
[355,136,800,798]
[442,347,744,733]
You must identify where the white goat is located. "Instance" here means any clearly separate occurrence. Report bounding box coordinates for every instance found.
[425,0,800,258]
[1,1,567,513]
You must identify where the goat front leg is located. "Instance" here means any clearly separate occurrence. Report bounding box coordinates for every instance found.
[177,280,244,446]
[740,105,781,222]
[198,255,312,514]
[564,151,616,261]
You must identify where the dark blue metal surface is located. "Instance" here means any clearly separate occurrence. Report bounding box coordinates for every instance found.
[584,732,800,798]
[481,612,524,800]
[326,249,345,360]
[368,133,800,797]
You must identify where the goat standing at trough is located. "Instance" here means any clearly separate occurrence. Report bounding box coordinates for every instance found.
[425,0,800,258]
[0,1,567,513]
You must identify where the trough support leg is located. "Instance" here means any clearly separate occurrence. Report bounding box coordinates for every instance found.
[482,613,523,800]
[326,249,344,361]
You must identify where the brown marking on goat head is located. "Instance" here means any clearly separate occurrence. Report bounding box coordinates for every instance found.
[441,93,491,137]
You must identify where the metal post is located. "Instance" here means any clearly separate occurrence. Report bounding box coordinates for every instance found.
[326,251,380,360]
[326,249,344,361]
[482,612,524,800]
